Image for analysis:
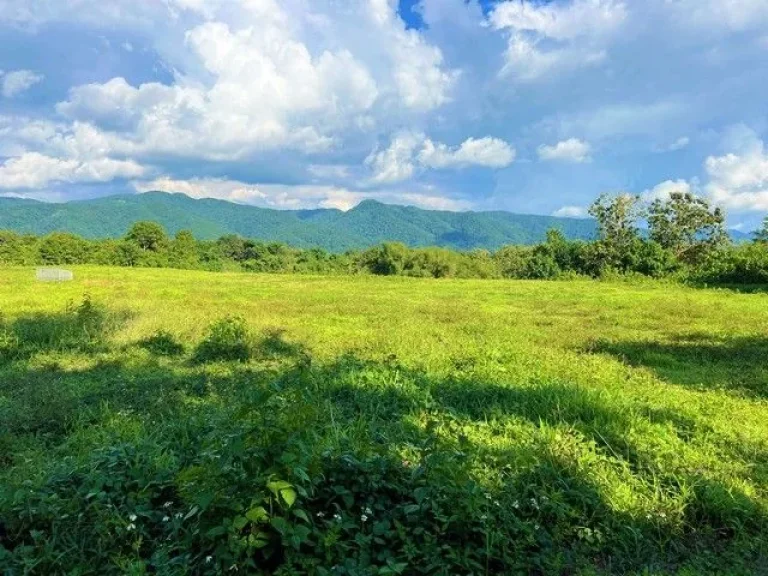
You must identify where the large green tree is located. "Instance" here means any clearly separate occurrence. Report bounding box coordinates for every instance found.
[125,221,169,252]
[647,191,727,264]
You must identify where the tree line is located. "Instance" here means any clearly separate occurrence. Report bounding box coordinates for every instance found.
[1,191,767,284]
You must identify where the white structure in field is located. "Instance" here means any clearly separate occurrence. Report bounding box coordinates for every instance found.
[36,268,74,282]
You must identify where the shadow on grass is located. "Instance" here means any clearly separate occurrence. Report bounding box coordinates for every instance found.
[1,315,767,574]
[589,334,768,399]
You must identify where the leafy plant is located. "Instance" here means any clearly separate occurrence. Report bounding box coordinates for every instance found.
[193,316,253,363]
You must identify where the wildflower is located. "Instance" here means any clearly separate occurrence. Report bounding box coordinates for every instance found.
[163,501,172,508]
[205,556,213,564]
[175,513,183,519]
[361,514,369,522]
[512,500,520,509]
[363,506,372,515]
[333,513,342,521]
[128,514,137,522]
[163,516,170,522]
[316,512,326,518]
[127,523,136,531]
[480,514,488,521]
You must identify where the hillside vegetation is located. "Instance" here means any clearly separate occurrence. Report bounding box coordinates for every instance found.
[0,192,599,251]
[1,268,767,574]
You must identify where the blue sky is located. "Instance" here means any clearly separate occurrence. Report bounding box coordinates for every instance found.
[0,0,767,229]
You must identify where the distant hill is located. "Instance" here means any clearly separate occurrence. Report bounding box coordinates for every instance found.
[0,191,751,251]
[0,192,600,251]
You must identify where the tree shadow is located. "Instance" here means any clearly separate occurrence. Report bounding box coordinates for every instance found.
[588,334,768,399]
[1,316,767,574]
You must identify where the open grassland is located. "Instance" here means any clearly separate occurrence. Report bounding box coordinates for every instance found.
[1,267,767,574]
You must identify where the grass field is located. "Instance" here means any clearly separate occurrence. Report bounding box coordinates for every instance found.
[1,267,767,574]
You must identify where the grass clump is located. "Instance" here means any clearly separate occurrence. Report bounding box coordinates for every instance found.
[139,330,186,357]
[193,316,252,363]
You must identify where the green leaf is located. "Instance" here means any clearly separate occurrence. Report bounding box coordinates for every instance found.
[245,506,269,523]
[232,515,248,530]
[270,516,290,534]
[293,509,310,523]
[267,480,292,495]
[280,487,297,508]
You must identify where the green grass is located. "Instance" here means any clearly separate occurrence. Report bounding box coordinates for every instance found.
[1,266,767,574]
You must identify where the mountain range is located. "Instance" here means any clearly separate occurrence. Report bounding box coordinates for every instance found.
[0,192,750,251]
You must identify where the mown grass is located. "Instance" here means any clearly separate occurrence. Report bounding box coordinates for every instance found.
[0,266,767,574]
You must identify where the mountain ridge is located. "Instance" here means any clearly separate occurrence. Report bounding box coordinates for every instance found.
[0,191,751,251]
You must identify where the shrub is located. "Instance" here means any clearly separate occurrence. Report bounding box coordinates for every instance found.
[193,316,252,363]
[139,330,186,356]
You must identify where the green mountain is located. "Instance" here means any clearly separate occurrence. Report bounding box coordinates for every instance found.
[2,191,600,251]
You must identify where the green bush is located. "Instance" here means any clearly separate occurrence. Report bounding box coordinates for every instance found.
[193,316,253,363]
[139,330,186,356]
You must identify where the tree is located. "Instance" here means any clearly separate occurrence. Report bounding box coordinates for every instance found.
[38,232,90,265]
[125,221,168,252]
[754,217,768,244]
[170,230,199,268]
[588,193,641,250]
[647,191,727,264]
[588,193,642,271]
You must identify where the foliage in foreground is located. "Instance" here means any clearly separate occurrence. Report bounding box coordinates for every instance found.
[1,290,767,574]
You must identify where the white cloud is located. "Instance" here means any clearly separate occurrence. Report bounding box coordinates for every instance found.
[655,136,690,153]
[552,205,589,218]
[704,132,768,211]
[419,137,515,169]
[1,70,44,98]
[367,132,515,183]
[366,0,458,110]
[133,176,471,212]
[489,0,627,81]
[0,152,145,189]
[538,138,592,163]
[641,179,692,202]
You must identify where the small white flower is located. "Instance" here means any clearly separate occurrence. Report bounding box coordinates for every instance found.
[361,514,368,522]
[316,512,325,518]
[333,513,342,521]
[512,500,520,509]
[205,556,213,564]
[127,523,136,531]
[175,513,183,519]
[163,501,172,508]
[363,507,372,515]
[128,514,137,522]
[480,514,488,521]
[163,516,170,522]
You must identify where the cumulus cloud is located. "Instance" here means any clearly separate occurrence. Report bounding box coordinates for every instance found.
[552,205,589,218]
[366,132,515,183]
[1,70,44,98]
[489,0,626,81]
[419,137,516,169]
[538,138,592,163]
[704,132,768,211]
[0,152,145,189]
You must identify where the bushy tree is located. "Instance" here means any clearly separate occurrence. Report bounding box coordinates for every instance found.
[38,232,90,265]
[360,242,409,275]
[170,230,199,268]
[754,217,768,244]
[589,194,641,247]
[125,221,168,252]
[647,191,727,264]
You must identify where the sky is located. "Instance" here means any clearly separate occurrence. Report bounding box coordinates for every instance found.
[0,0,767,230]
